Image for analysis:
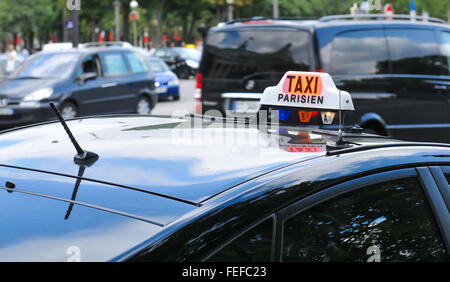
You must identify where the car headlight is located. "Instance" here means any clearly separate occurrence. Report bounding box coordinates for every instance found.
[23,88,54,101]
[167,79,179,86]
[185,59,199,69]
[155,81,161,87]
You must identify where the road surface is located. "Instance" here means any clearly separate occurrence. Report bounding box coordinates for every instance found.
[151,79,196,117]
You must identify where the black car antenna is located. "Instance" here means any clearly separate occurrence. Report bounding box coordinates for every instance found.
[49,102,99,166]
[326,91,354,151]
[49,102,99,220]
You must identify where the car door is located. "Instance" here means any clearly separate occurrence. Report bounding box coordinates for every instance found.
[98,51,136,114]
[70,53,106,116]
[275,169,450,261]
[122,51,152,108]
[384,27,450,142]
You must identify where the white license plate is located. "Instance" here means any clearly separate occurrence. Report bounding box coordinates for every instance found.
[0,108,13,116]
[156,87,167,94]
[232,101,260,113]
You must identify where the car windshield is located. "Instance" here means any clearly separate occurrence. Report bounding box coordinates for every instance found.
[148,59,170,73]
[9,52,79,79]
[174,48,201,61]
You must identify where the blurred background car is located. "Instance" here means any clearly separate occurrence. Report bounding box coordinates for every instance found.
[148,57,180,101]
[0,47,156,129]
[154,47,201,79]
[197,15,450,143]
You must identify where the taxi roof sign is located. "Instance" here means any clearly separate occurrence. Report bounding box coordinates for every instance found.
[259,71,354,111]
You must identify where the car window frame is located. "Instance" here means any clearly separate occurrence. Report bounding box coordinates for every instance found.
[436,166,450,211]
[201,214,276,262]
[437,29,450,75]
[75,53,103,80]
[273,167,450,262]
[99,50,131,77]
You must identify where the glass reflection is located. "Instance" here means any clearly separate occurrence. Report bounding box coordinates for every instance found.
[283,178,449,262]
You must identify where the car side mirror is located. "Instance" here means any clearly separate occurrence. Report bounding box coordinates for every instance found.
[77,72,97,84]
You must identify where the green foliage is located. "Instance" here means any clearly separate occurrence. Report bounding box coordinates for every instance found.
[279,0,355,17]
[0,0,56,35]
[0,0,448,46]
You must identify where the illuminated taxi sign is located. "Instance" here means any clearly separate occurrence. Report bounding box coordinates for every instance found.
[284,73,323,96]
[260,71,354,112]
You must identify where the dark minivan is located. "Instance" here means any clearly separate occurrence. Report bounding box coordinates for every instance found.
[0,47,157,128]
[197,15,450,143]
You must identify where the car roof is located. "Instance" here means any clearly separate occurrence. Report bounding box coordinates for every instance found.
[210,16,449,32]
[38,46,131,56]
[148,56,164,62]
[0,115,449,260]
[1,115,445,205]
[0,116,334,205]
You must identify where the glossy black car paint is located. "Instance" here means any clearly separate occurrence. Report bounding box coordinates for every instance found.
[198,20,450,143]
[121,146,450,261]
[0,48,156,129]
[0,114,449,261]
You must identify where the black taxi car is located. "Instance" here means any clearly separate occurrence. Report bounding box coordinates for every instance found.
[0,71,448,262]
[197,14,450,143]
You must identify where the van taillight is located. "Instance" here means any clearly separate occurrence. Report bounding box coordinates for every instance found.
[196,73,203,90]
[194,73,203,114]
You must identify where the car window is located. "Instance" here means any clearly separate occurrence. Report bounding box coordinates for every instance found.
[440,31,450,73]
[282,178,448,262]
[155,50,168,58]
[386,28,447,75]
[203,29,311,79]
[148,60,170,73]
[330,29,389,74]
[173,48,201,61]
[76,54,101,77]
[125,52,148,73]
[206,217,273,262]
[101,52,129,76]
[9,53,79,79]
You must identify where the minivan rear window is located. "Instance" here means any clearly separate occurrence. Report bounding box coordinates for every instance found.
[202,28,311,79]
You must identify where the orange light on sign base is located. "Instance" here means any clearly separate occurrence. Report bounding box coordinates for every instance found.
[298,111,312,123]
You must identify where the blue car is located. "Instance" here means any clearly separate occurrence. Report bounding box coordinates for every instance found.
[148,57,179,101]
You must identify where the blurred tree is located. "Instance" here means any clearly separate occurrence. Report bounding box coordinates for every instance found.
[0,0,448,51]
[164,0,211,44]
[389,0,448,20]
[0,0,56,50]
